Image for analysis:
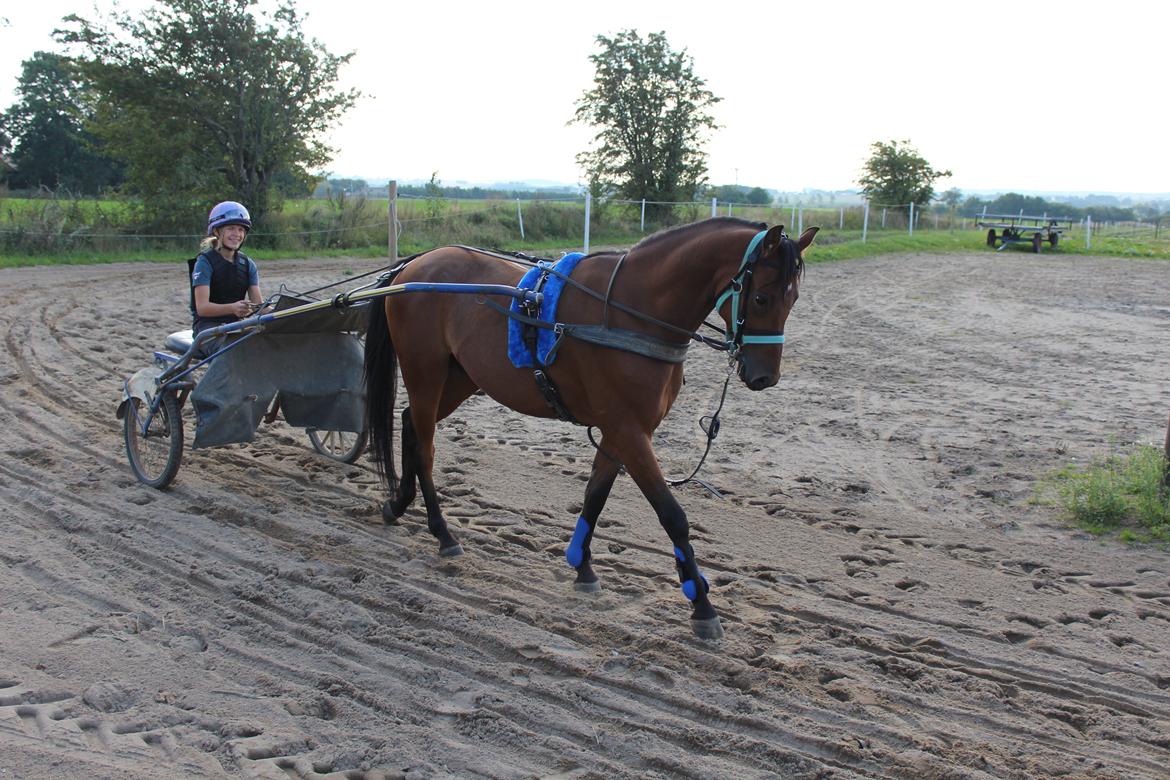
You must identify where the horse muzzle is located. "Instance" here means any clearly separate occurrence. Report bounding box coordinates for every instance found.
[737,354,780,391]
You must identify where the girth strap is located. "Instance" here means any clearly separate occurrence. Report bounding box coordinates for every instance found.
[560,325,688,363]
[513,266,579,424]
[486,300,689,364]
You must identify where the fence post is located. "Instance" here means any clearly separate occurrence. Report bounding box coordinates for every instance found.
[584,192,592,254]
[641,199,646,232]
[387,180,398,261]
[882,208,887,228]
[862,202,869,243]
[1086,214,1091,250]
[1163,409,1170,497]
[798,207,803,235]
[908,203,914,236]
[516,198,525,240]
[711,198,717,218]
[839,207,844,230]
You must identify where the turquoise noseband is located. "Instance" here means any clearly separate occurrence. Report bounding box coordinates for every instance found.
[713,229,788,351]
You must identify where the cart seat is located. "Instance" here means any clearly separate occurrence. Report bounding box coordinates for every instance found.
[165,329,194,354]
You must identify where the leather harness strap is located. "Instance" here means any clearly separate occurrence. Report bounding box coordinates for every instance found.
[602,253,628,330]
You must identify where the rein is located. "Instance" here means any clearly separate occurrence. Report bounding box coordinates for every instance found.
[484,228,785,357]
[471,246,729,352]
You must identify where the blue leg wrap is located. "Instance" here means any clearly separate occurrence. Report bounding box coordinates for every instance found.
[674,546,709,602]
[566,515,590,568]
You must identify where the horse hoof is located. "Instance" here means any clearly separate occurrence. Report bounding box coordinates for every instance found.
[381,500,403,524]
[439,543,464,558]
[573,579,601,593]
[690,617,724,640]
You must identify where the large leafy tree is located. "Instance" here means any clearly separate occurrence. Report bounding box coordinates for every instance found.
[857,140,951,210]
[57,0,358,229]
[0,52,121,193]
[572,30,720,217]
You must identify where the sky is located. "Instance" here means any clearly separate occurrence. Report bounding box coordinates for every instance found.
[2,0,1167,196]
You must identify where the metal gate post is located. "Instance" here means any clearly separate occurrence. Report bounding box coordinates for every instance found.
[388,180,398,261]
[583,192,592,255]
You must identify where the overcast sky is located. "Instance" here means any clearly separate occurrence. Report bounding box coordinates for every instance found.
[2,0,1166,195]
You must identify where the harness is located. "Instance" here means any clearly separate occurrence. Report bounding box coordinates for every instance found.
[486,229,785,424]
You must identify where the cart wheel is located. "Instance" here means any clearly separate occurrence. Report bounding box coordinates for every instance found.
[1032,233,1042,253]
[308,428,368,464]
[1049,232,1059,247]
[124,392,184,489]
[986,229,997,247]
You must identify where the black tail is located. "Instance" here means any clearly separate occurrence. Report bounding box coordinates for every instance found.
[364,279,398,493]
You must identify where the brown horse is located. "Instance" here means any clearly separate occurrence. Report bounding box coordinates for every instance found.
[364,217,818,639]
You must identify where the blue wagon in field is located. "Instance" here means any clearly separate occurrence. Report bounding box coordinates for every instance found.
[977,212,1073,253]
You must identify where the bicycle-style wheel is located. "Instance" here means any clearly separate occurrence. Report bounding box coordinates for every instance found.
[307,427,367,464]
[124,392,184,488]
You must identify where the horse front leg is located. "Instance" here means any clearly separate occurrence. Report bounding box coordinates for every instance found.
[565,444,623,592]
[608,428,723,640]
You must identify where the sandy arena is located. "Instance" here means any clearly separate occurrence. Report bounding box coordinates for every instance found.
[1,250,1169,779]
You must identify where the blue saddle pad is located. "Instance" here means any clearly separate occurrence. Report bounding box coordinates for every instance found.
[508,252,586,368]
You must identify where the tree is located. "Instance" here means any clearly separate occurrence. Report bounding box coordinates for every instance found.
[0,52,121,193]
[572,30,720,218]
[939,187,963,210]
[857,140,951,211]
[707,184,772,206]
[57,0,358,229]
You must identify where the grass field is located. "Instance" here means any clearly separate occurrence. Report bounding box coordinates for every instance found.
[3,193,1169,267]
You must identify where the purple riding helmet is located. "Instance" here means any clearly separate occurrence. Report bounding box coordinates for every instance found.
[206,201,252,236]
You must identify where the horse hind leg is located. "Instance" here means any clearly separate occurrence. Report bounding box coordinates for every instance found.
[407,403,463,556]
[382,406,419,523]
[566,442,623,592]
[402,362,477,556]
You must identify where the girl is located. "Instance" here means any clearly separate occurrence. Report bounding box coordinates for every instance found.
[190,201,264,351]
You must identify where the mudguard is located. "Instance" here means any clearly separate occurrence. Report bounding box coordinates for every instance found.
[116,365,164,420]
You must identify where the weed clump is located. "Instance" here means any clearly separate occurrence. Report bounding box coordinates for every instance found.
[1048,445,1170,543]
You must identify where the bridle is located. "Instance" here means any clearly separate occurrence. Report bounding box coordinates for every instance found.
[712,229,791,357]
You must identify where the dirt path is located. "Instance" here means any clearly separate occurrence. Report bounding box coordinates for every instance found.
[1,252,1168,779]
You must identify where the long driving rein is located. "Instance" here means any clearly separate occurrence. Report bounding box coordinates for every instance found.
[478,227,787,361]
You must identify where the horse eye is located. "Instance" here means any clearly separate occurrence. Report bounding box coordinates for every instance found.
[754,293,769,307]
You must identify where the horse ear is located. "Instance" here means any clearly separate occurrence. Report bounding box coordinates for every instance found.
[796,226,820,252]
[759,225,787,257]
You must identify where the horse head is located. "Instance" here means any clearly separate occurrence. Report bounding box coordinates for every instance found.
[721,224,818,391]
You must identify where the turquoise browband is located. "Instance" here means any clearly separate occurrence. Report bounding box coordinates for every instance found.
[713,230,786,349]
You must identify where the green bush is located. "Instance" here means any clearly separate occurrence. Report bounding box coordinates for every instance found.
[1047,445,1170,542]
